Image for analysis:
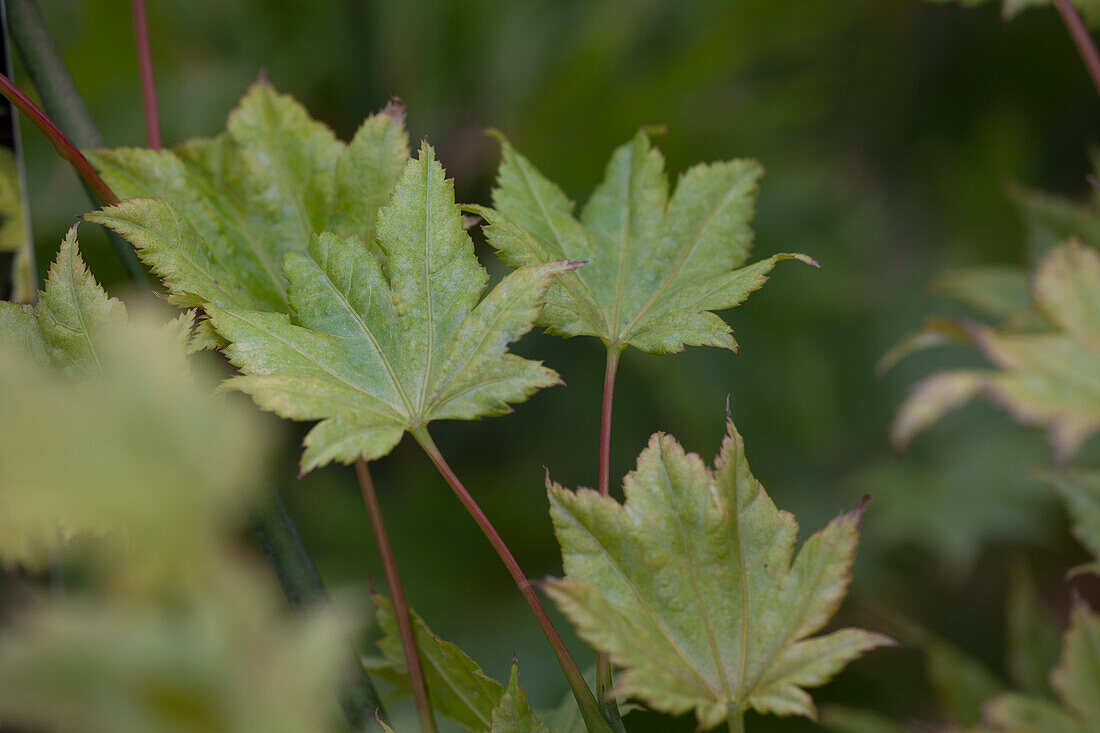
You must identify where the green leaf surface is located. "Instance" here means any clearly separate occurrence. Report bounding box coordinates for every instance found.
[545,420,892,728]
[371,596,503,731]
[86,83,409,314]
[209,144,572,472]
[473,131,815,354]
[491,664,552,733]
[893,241,1100,463]
[0,225,126,377]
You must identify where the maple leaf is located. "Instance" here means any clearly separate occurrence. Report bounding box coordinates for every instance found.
[0,225,126,378]
[85,82,409,313]
[544,420,893,729]
[892,240,1100,464]
[491,664,552,733]
[471,131,815,355]
[982,601,1100,733]
[207,143,575,472]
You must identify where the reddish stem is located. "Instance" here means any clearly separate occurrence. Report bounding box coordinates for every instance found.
[0,72,118,205]
[1054,0,1100,97]
[129,0,161,149]
[355,459,436,733]
[410,427,610,733]
[596,345,624,728]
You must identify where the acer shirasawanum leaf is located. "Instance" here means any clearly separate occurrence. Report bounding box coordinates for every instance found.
[0,225,125,377]
[368,597,553,733]
[891,240,1100,464]
[472,130,816,355]
[208,143,574,472]
[85,82,408,314]
[983,601,1100,733]
[545,419,893,729]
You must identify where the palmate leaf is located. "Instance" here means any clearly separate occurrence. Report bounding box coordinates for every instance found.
[208,143,575,472]
[85,82,408,313]
[545,420,892,729]
[983,601,1100,733]
[472,131,815,354]
[0,225,126,377]
[892,241,1100,463]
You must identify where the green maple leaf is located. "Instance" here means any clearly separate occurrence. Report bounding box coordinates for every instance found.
[207,144,574,472]
[0,226,126,377]
[983,601,1100,733]
[471,131,815,354]
[892,240,1100,463]
[544,420,893,729]
[85,82,408,313]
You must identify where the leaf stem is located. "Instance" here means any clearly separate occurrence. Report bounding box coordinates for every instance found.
[728,711,745,733]
[1054,0,1100,97]
[596,344,625,729]
[129,0,161,149]
[6,0,145,283]
[355,459,436,733]
[410,426,612,733]
[0,71,117,205]
[252,490,389,732]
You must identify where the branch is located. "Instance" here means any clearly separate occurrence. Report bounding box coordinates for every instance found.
[1054,0,1100,97]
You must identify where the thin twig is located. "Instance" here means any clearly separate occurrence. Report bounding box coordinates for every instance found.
[355,459,436,733]
[411,426,613,733]
[1054,0,1100,97]
[595,345,625,729]
[129,0,161,149]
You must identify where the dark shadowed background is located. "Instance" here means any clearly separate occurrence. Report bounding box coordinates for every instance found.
[16,1,1100,729]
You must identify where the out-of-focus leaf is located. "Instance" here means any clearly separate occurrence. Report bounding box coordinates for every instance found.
[473,131,815,355]
[852,419,1054,569]
[545,420,893,728]
[87,84,408,314]
[1050,472,1100,560]
[932,266,1036,327]
[983,601,1100,732]
[893,241,1100,463]
[0,580,347,733]
[206,145,574,472]
[1007,560,1063,696]
[490,663,551,733]
[370,596,503,731]
[819,706,910,733]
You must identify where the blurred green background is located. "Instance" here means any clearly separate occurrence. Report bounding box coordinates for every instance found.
[14,0,1100,729]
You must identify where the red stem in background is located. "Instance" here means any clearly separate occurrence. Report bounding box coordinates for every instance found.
[130,0,161,149]
[595,345,625,729]
[0,72,118,205]
[1054,0,1100,97]
[410,427,611,733]
[355,460,436,733]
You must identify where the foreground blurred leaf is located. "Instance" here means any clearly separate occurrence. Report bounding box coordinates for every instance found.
[207,145,574,472]
[893,241,1100,463]
[474,131,814,354]
[984,601,1100,733]
[1050,471,1100,560]
[0,590,347,733]
[545,420,892,728]
[87,83,408,313]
